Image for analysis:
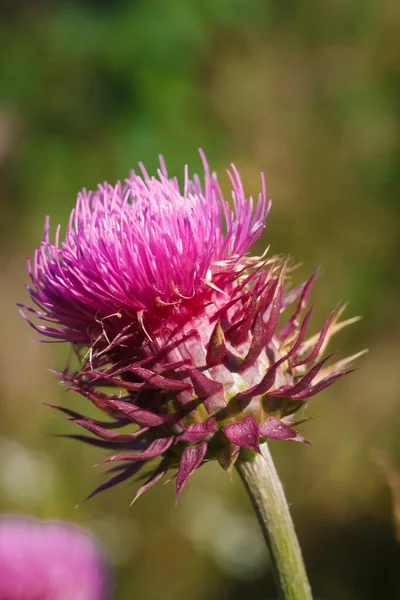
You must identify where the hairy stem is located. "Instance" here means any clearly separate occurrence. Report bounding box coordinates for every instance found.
[235,443,312,600]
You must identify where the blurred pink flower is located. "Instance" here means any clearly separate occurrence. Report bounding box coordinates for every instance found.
[0,517,111,600]
[20,151,361,501]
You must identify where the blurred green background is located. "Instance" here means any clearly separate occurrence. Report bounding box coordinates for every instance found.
[1,1,399,598]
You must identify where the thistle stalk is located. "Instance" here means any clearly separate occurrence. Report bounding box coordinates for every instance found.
[236,443,312,600]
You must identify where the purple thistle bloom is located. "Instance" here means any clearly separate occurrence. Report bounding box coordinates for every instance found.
[21,153,268,343]
[0,517,111,600]
[20,151,362,500]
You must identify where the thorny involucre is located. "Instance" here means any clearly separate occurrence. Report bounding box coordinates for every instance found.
[20,151,362,501]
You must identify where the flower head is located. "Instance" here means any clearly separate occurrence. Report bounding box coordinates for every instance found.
[20,151,361,500]
[0,517,111,600]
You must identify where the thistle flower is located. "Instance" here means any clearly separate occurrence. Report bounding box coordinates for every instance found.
[20,151,361,501]
[0,517,111,599]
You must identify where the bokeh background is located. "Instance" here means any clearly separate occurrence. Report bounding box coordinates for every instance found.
[1,1,399,599]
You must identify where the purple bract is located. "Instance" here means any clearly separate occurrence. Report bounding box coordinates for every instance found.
[20,151,361,501]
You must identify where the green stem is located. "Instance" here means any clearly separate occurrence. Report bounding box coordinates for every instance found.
[235,442,312,600]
